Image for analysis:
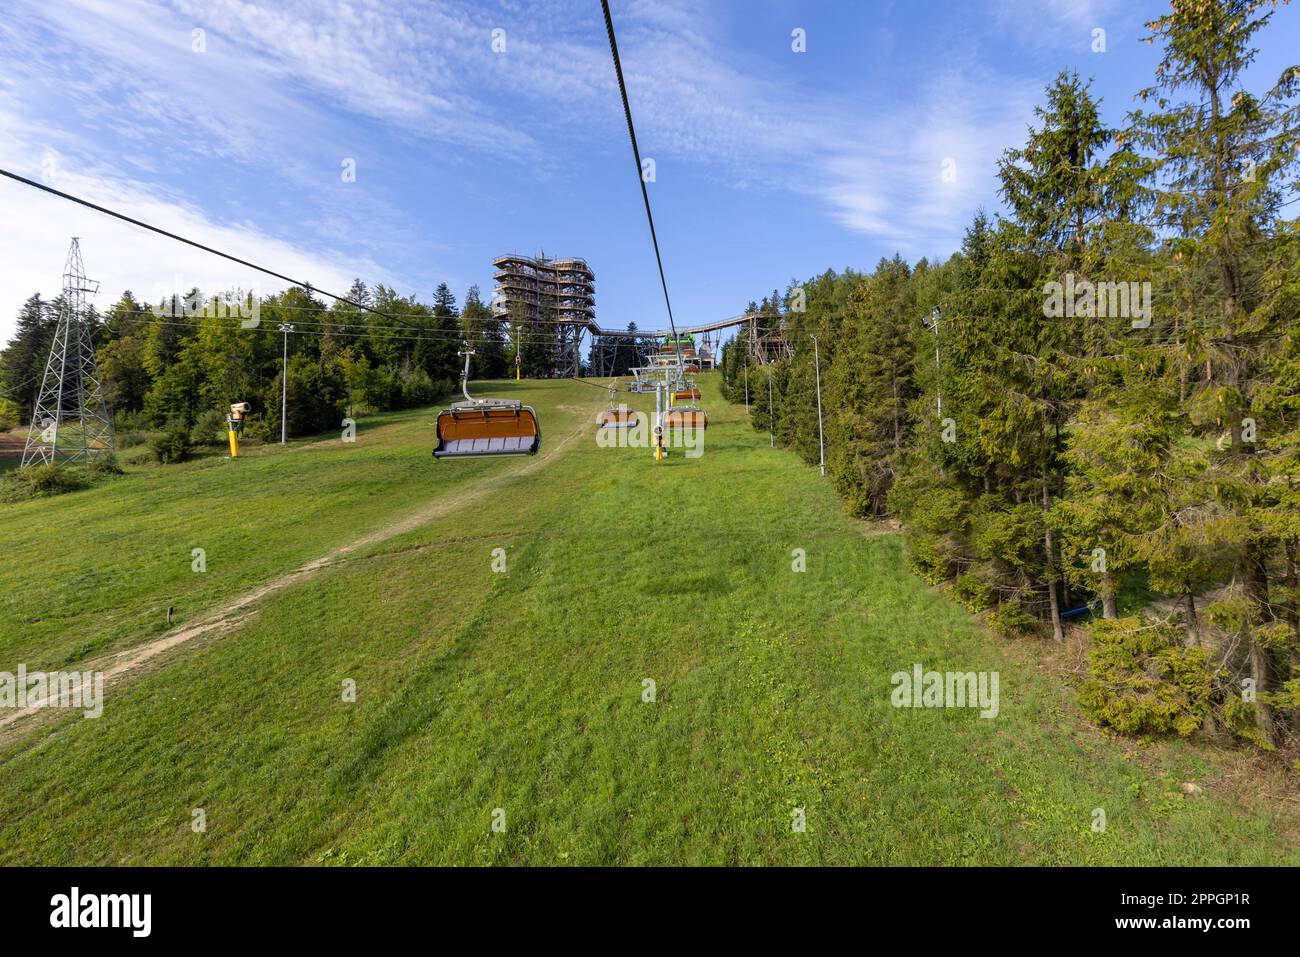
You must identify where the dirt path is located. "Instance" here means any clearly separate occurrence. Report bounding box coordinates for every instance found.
[0,408,596,737]
[0,430,24,460]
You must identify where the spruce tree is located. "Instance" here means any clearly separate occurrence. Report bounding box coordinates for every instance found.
[0,294,53,422]
[825,256,918,516]
[462,285,507,379]
[1129,0,1300,740]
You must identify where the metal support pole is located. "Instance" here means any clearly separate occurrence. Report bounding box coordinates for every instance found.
[767,365,774,447]
[459,348,474,401]
[744,361,750,413]
[811,334,825,477]
[926,307,942,419]
[654,382,665,461]
[279,323,294,444]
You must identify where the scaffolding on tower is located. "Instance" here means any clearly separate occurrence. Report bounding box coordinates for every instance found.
[492,252,594,378]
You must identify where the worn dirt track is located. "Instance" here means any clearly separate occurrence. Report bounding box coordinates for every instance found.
[0,406,596,738]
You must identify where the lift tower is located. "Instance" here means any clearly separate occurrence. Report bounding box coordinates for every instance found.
[22,238,115,466]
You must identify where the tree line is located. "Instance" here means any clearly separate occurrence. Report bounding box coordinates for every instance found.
[0,280,523,445]
[722,0,1300,747]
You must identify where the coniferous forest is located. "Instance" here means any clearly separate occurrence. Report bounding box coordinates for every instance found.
[0,281,514,453]
[720,4,1300,749]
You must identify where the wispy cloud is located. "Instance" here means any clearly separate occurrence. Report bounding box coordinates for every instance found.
[1,0,1098,339]
[806,59,1040,255]
[0,104,392,336]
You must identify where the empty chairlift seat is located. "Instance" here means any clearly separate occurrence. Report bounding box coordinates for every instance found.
[434,402,540,458]
[664,407,708,430]
[433,347,541,459]
[598,407,641,429]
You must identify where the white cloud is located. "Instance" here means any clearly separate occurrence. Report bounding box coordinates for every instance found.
[990,0,1125,51]
[0,0,1064,341]
[0,108,391,343]
[817,61,1038,255]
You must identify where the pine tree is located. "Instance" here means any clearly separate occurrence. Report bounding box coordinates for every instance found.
[101,291,146,343]
[825,256,918,515]
[462,285,507,378]
[1129,0,1300,740]
[0,294,53,423]
[424,282,461,384]
[998,75,1137,633]
[998,71,1121,260]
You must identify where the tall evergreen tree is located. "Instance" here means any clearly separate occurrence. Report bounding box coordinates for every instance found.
[825,256,918,515]
[1129,0,1300,740]
[0,294,53,423]
[462,285,507,379]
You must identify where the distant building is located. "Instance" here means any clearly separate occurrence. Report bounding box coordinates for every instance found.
[492,252,594,377]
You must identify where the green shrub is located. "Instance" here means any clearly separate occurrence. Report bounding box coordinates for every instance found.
[398,365,436,409]
[87,452,123,476]
[951,567,994,613]
[903,531,953,584]
[113,411,156,449]
[985,598,1040,638]
[0,399,19,431]
[0,462,88,501]
[120,444,157,466]
[190,408,229,447]
[1078,617,1215,737]
[238,414,270,444]
[150,422,193,464]
[1221,695,1274,750]
[115,430,154,449]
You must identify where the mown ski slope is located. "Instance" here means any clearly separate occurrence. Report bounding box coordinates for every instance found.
[1,374,1295,864]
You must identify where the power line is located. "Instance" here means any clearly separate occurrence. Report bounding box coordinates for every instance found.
[600,0,684,374]
[94,314,636,387]
[1,165,744,346]
[99,310,574,347]
[0,166,423,332]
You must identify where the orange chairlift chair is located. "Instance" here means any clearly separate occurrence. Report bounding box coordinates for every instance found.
[665,378,708,432]
[673,379,702,403]
[664,406,709,431]
[598,387,641,430]
[433,348,540,459]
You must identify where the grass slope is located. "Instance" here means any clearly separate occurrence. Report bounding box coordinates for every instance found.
[0,374,1295,865]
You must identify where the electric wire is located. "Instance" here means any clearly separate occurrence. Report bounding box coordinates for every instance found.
[0,166,425,332]
[600,0,685,376]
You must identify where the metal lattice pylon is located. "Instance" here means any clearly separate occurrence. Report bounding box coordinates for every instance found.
[22,238,115,466]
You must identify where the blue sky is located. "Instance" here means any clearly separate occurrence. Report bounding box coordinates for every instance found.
[1,0,1297,346]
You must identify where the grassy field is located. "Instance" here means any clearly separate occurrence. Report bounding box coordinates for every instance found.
[0,373,1296,865]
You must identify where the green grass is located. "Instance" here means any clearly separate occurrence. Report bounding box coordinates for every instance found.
[0,380,571,671]
[0,373,1296,865]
